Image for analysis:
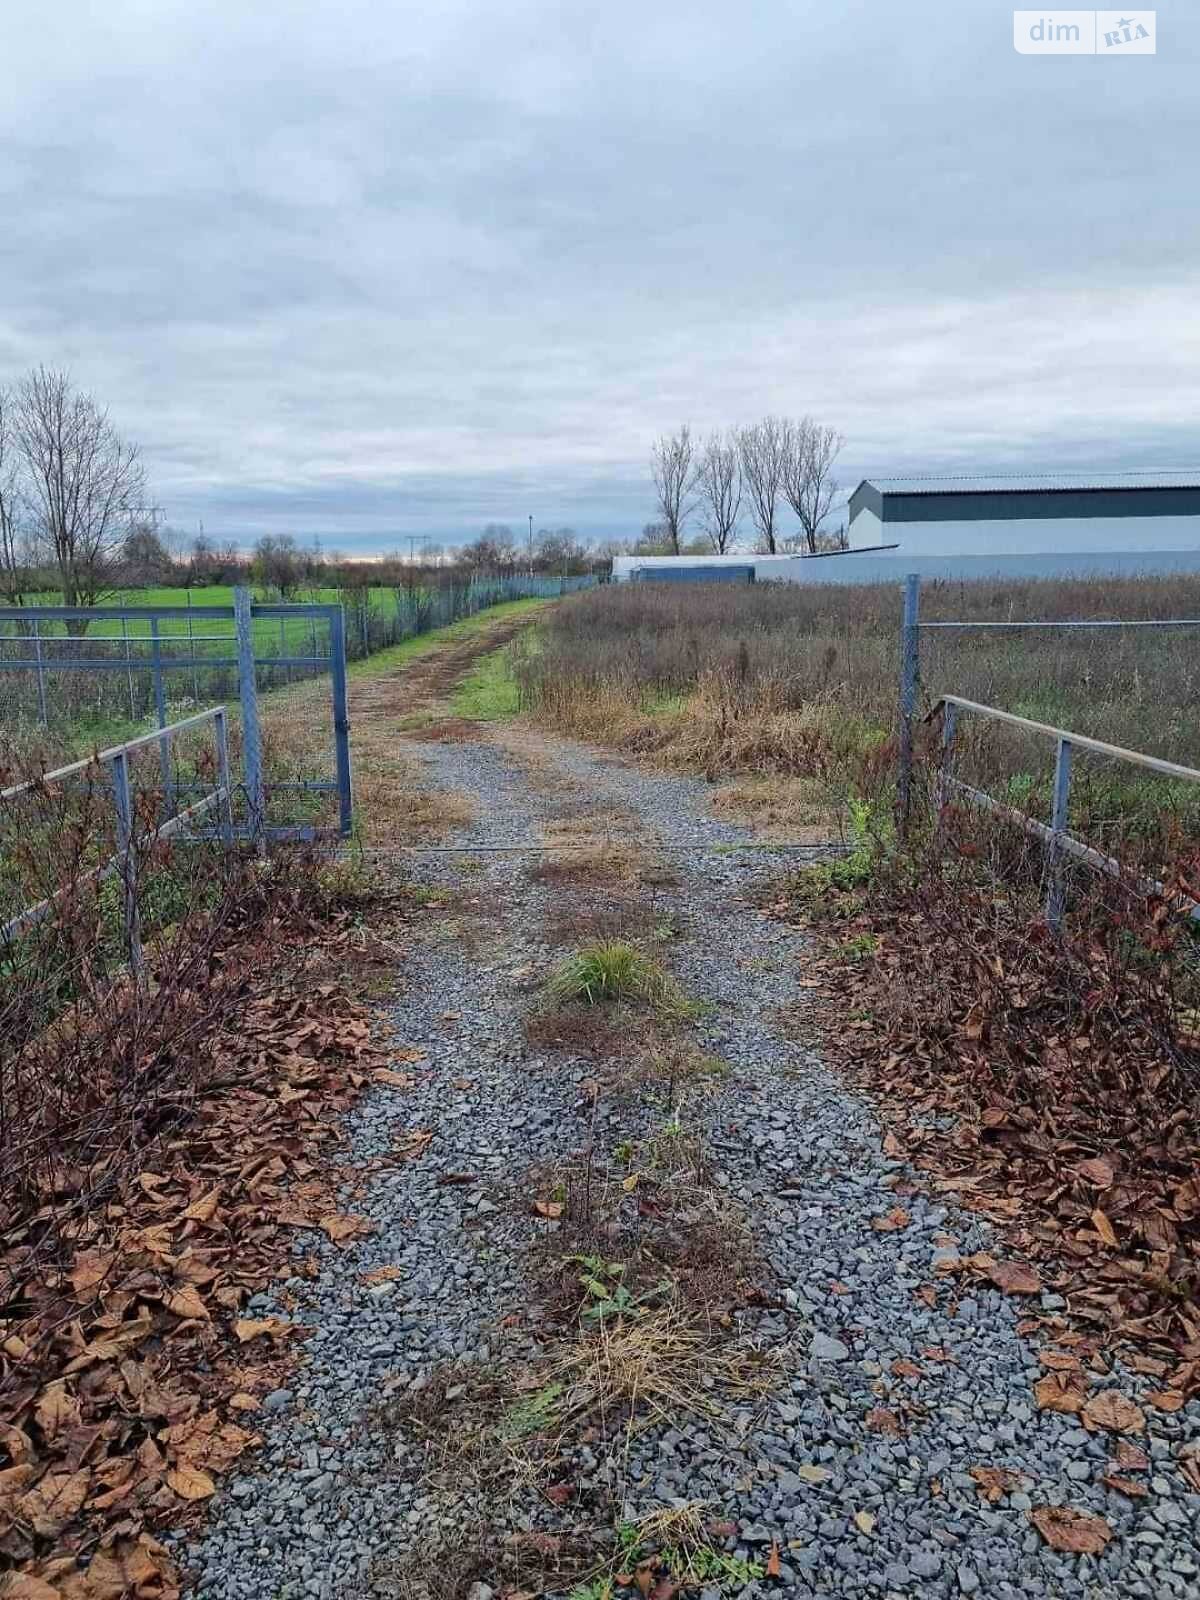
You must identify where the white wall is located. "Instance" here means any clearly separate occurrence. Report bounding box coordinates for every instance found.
[612,547,1200,585]
[849,513,1200,557]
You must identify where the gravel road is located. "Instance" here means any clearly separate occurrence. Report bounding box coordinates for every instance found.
[183,730,1200,1600]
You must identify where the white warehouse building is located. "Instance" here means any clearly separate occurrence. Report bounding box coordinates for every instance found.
[612,473,1200,586]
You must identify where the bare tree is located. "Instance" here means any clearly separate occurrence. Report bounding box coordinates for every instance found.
[782,417,846,554]
[696,429,742,554]
[14,367,146,625]
[650,425,697,554]
[121,519,174,583]
[0,387,29,605]
[252,533,302,597]
[737,417,789,554]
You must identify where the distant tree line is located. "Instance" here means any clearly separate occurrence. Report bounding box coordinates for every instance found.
[6,365,831,607]
[647,418,847,557]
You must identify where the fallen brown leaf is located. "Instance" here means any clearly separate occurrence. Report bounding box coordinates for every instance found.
[34,1382,80,1441]
[1111,1439,1150,1471]
[1103,1473,1147,1497]
[0,1576,64,1599]
[970,1465,1022,1503]
[166,1462,216,1501]
[1145,1390,1185,1412]
[319,1213,373,1245]
[1076,1157,1115,1189]
[1039,1349,1082,1373]
[1090,1209,1118,1247]
[233,1317,291,1342]
[1081,1391,1145,1435]
[182,1188,221,1224]
[987,1260,1042,1296]
[1034,1372,1089,1415]
[865,1407,902,1436]
[1029,1505,1112,1555]
[164,1284,210,1321]
[17,1469,90,1537]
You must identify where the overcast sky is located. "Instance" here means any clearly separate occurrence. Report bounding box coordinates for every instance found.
[2,2,1196,554]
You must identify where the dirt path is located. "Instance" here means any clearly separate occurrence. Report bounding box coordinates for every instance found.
[348,609,539,730]
[260,603,549,843]
[182,652,1200,1600]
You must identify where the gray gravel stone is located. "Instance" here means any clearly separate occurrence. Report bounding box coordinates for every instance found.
[810,1331,851,1362]
[179,730,1200,1600]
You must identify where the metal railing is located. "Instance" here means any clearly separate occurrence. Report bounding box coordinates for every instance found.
[896,572,1200,823]
[1,706,234,972]
[933,694,1200,930]
[0,589,353,841]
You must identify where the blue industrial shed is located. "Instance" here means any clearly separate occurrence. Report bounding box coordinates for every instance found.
[631,563,755,584]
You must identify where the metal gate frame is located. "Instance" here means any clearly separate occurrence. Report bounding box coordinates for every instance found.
[0,586,352,841]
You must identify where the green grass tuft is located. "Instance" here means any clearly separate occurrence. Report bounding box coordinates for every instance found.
[544,941,696,1017]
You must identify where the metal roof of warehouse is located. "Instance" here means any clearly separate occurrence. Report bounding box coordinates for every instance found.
[850,471,1200,524]
[860,471,1200,494]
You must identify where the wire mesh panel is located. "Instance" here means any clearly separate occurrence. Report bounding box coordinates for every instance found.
[0,596,349,841]
[892,572,1200,930]
[0,575,595,833]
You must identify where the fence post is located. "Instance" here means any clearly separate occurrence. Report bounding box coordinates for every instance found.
[937,698,957,813]
[897,573,921,832]
[213,706,235,847]
[122,616,136,718]
[187,590,200,704]
[328,606,353,838]
[32,616,48,727]
[234,586,266,847]
[149,617,173,812]
[110,750,144,982]
[1047,736,1073,932]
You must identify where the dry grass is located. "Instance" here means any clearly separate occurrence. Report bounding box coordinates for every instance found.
[709,773,838,839]
[524,1101,758,1332]
[399,715,489,743]
[547,1307,779,1428]
[361,758,478,841]
[527,842,648,888]
[540,807,643,846]
[516,579,1200,826]
[543,896,681,948]
[524,1004,634,1058]
[261,679,478,843]
[610,1036,730,1105]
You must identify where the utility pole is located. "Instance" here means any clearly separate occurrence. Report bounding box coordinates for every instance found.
[528,514,535,572]
[407,534,431,566]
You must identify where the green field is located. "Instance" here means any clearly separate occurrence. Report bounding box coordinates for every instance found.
[13,583,404,653]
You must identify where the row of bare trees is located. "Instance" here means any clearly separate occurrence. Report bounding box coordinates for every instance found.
[0,368,148,622]
[650,418,845,556]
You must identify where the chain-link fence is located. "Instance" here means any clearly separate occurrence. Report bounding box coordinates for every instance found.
[332,574,595,659]
[0,591,351,838]
[0,575,594,760]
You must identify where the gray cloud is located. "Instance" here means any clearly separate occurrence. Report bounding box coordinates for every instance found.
[1,1,1196,551]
